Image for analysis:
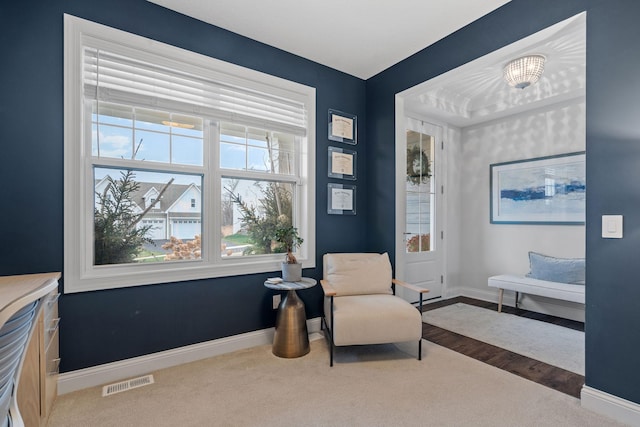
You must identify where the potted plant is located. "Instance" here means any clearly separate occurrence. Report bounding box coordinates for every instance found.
[274,215,304,282]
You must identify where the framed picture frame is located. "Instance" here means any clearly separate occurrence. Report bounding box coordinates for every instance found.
[328,146,357,180]
[328,183,356,215]
[328,109,357,144]
[490,152,585,225]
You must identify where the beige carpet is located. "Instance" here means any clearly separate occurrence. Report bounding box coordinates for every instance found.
[47,338,624,427]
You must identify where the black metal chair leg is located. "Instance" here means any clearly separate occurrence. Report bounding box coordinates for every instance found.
[321,297,336,367]
[329,296,334,367]
[330,342,334,367]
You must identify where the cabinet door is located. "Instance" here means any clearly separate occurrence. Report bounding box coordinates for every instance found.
[16,306,43,427]
[42,291,60,420]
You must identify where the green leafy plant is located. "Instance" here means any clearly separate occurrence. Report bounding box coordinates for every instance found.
[274,215,303,264]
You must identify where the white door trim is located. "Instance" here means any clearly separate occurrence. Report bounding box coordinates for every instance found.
[394,95,448,302]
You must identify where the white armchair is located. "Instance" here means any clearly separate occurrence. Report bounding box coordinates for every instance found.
[320,253,429,366]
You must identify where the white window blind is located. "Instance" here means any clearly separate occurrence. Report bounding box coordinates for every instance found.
[83,48,308,136]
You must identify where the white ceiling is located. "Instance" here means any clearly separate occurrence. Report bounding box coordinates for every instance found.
[146,1,584,127]
[402,13,586,127]
[147,0,511,79]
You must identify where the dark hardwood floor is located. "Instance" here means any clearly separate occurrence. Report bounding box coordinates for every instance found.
[421,296,585,398]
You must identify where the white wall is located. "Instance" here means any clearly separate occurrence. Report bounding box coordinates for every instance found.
[452,99,586,319]
[443,125,463,298]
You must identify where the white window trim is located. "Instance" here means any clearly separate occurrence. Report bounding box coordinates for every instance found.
[64,15,316,293]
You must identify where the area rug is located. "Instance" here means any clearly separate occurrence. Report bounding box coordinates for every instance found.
[422,303,584,375]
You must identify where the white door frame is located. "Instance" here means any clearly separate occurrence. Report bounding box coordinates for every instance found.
[394,94,449,303]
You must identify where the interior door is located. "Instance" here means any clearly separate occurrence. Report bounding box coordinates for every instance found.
[397,118,443,301]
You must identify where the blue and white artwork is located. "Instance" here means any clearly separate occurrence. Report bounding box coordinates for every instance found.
[490,152,585,224]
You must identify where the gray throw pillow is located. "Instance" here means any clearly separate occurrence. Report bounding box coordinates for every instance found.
[526,251,585,284]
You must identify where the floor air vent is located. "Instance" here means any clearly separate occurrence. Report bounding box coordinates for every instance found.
[102,374,155,397]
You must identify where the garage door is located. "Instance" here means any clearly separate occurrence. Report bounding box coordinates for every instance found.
[140,219,166,240]
[171,219,201,240]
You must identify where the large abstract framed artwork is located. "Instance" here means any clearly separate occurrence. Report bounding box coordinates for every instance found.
[490,152,585,225]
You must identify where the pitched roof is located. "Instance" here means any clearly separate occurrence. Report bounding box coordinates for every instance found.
[96,174,200,214]
[133,181,200,212]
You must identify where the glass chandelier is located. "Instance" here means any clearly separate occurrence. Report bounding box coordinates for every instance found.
[503,55,546,89]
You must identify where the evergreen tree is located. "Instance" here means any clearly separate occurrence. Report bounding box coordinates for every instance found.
[94,171,154,265]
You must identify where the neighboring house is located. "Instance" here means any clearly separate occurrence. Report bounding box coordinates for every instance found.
[95,176,202,241]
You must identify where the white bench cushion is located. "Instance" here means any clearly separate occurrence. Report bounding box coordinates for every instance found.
[488,274,585,304]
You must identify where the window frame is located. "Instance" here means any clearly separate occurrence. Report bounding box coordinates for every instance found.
[64,15,316,293]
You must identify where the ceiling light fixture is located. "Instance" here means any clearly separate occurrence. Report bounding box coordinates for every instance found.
[503,54,546,89]
[162,120,195,129]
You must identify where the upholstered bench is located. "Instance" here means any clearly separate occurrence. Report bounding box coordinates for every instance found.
[488,252,585,312]
[488,274,585,312]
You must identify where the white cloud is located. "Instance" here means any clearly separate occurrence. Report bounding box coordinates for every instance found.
[93,130,131,158]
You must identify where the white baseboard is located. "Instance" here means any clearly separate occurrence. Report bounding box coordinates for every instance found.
[450,286,494,302]
[58,317,322,395]
[581,385,640,426]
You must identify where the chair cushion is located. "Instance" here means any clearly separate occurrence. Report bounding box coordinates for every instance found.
[324,252,392,296]
[324,294,422,346]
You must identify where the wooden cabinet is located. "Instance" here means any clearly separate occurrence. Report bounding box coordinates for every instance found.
[17,289,60,427]
[41,289,61,423]
[5,275,61,427]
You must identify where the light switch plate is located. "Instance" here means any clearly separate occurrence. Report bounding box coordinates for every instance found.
[602,215,623,238]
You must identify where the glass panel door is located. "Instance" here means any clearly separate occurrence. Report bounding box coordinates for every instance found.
[398,118,442,299]
[405,130,435,254]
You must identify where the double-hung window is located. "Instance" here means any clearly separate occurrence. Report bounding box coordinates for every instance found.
[64,15,316,293]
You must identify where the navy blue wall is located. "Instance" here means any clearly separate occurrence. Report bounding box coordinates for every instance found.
[366,0,640,406]
[0,0,367,370]
[3,0,640,407]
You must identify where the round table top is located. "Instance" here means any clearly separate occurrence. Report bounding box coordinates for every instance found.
[264,277,317,291]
